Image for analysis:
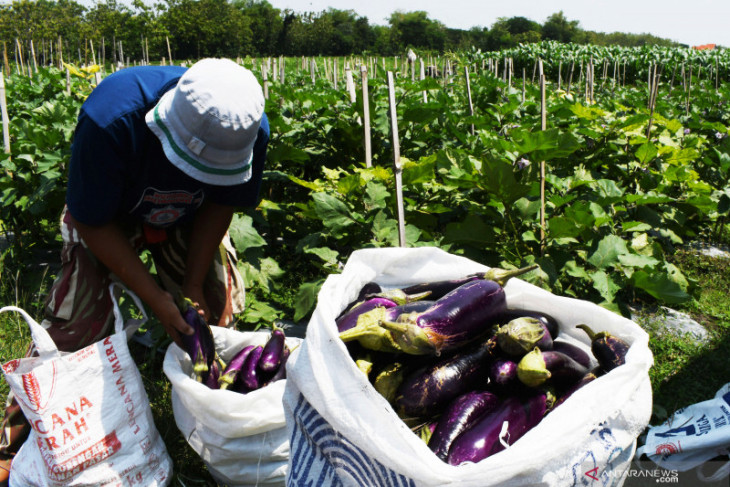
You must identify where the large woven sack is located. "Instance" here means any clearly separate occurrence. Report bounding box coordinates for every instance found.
[283,247,653,487]
[1,283,172,486]
[163,328,302,486]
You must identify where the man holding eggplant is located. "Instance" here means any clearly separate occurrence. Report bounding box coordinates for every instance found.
[0,57,269,484]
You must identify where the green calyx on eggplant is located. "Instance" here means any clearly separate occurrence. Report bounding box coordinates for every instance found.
[576,324,630,372]
[496,317,553,356]
[516,347,589,388]
[338,300,434,352]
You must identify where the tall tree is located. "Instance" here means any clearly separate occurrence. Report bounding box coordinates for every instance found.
[542,11,579,43]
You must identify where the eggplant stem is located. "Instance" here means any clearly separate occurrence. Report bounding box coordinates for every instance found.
[576,324,597,340]
[379,320,411,334]
[483,264,539,286]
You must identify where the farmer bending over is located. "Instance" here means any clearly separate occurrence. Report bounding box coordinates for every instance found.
[0,57,269,484]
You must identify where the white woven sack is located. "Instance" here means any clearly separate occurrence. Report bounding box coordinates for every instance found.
[163,327,302,486]
[1,283,172,487]
[283,247,654,487]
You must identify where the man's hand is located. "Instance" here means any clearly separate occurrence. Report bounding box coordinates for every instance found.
[150,291,194,347]
[70,214,194,345]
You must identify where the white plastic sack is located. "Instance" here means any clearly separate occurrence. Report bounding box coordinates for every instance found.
[163,327,302,486]
[1,283,172,487]
[638,383,730,481]
[283,247,654,487]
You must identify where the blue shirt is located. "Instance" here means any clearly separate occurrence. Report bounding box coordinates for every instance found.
[66,65,269,228]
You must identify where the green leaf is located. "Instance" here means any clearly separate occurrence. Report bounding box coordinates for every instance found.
[304,246,340,267]
[617,253,660,268]
[590,270,621,303]
[242,300,281,326]
[635,143,658,164]
[402,155,436,185]
[444,214,496,245]
[587,235,629,269]
[312,192,356,234]
[293,279,325,322]
[632,270,691,304]
[229,214,266,252]
[364,181,389,210]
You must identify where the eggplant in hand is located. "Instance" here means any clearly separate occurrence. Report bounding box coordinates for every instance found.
[177,296,216,383]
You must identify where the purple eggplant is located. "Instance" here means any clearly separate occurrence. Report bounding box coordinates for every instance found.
[339,301,435,352]
[576,324,630,372]
[258,327,286,373]
[264,346,290,385]
[447,391,548,465]
[553,371,598,408]
[218,345,255,390]
[495,308,560,339]
[381,280,506,355]
[394,336,498,418]
[516,347,589,388]
[496,317,553,356]
[429,391,500,461]
[204,356,224,390]
[336,297,398,333]
[392,265,538,302]
[551,340,593,369]
[240,345,264,391]
[488,358,519,388]
[177,297,216,382]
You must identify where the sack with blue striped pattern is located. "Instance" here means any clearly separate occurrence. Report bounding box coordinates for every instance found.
[283,247,653,486]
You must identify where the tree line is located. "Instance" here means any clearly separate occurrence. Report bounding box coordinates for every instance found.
[0,0,681,65]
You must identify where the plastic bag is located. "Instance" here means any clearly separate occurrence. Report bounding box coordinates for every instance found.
[1,283,172,486]
[283,247,654,487]
[163,327,302,486]
[638,383,730,481]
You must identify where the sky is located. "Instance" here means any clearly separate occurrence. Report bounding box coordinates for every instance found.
[266,0,730,48]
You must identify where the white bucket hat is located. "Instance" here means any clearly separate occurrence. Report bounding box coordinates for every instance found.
[146,58,265,186]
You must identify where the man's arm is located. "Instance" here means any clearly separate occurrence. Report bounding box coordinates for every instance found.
[69,214,194,345]
[182,200,236,323]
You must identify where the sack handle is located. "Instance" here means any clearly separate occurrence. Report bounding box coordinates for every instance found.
[0,283,148,359]
[0,306,60,359]
[108,282,148,336]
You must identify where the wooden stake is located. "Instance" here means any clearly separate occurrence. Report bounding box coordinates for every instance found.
[30,39,38,74]
[361,65,372,168]
[345,65,356,103]
[420,59,427,102]
[387,71,406,247]
[166,36,172,65]
[464,66,474,136]
[539,60,547,254]
[0,71,11,155]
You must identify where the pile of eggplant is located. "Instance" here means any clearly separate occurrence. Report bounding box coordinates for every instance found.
[177,296,291,394]
[336,266,630,466]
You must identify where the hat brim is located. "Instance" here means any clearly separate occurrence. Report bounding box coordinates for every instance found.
[145,90,254,186]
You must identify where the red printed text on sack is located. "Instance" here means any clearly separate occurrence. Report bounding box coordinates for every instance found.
[104,336,141,435]
[31,396,93,449]
[2,359,20,374]
[39,431,122,481]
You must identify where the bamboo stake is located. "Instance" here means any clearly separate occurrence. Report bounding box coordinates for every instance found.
[420,59,427,102]
[0,72,11,155]
[387,71,406,247]
[30,40,38,74]
[279,55,285,84]
[646,66,660,139]
[166,36,172,65]
[2,43,9,77]
[15,39,25,76]
[345,65,356,103]
[361,65,372,168]
[262,62,269,99]
[686,65,692,116]
[539,60,547,254]
[464,66,474,136]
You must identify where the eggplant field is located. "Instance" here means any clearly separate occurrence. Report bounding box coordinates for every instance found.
[1,41,730,484]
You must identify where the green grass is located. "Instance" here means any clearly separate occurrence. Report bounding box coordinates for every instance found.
[1,246,729,484]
